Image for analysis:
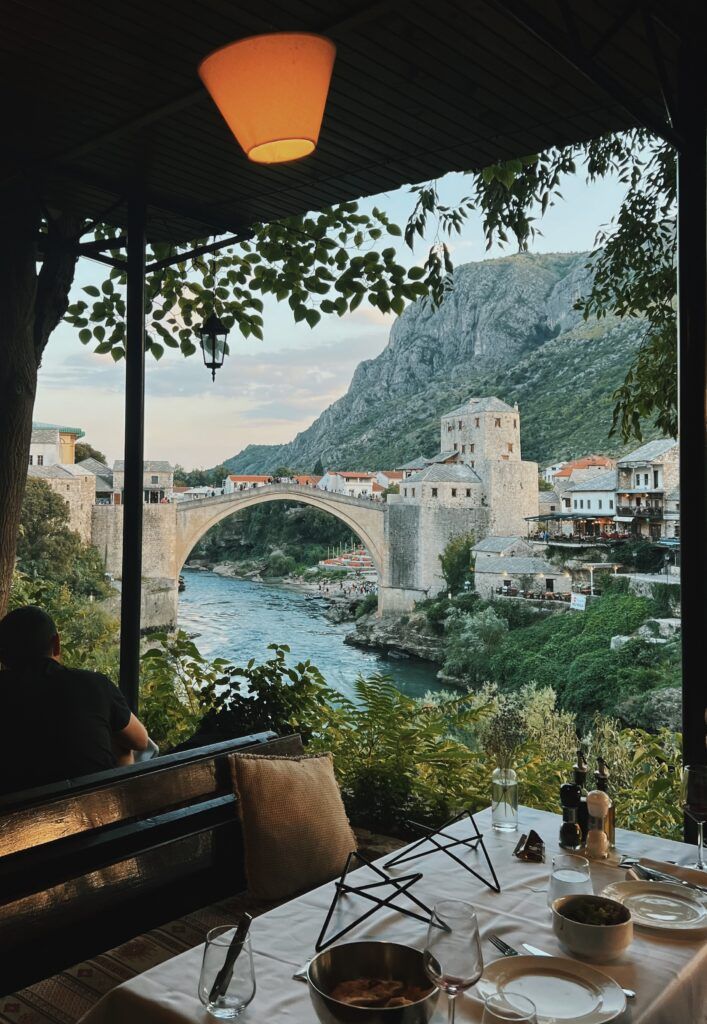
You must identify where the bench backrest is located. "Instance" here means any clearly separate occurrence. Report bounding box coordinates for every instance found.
[0,730,303,993]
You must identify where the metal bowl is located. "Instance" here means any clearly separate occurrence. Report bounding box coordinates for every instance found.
[307,940,439,1024]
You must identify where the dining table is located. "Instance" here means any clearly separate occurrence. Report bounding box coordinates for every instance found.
[77,805,707,1024]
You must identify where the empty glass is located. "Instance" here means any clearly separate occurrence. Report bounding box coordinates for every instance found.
[482,992,538,1023]
[424,899,483,1024]
[547,853,593,907]
[198,927,256,1018]
[681,764,707,870]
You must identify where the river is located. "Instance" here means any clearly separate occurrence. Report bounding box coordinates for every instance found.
[177,568,442,701]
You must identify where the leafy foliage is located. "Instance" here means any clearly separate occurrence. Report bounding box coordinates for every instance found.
[17,479,109,598]
[74,441,107,464]
[64,204,429,363]
[439,531,476,594]
[443,607,508,685]
[139,634,683,840]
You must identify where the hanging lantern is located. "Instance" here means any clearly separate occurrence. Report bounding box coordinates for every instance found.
[197,313,228,381]
[199,32,336,164]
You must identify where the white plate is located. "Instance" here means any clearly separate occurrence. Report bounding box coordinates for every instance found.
[601,880,707,936]
[477,955,626,1023]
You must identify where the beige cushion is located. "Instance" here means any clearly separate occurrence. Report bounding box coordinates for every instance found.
[229,751,357,901]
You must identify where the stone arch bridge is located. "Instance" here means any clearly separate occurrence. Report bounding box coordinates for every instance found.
[91,483,440,628]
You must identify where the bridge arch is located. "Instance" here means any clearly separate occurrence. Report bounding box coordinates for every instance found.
[174,484,388,583]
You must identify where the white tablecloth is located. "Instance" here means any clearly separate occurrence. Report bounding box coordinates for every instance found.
[78,807,707,1024]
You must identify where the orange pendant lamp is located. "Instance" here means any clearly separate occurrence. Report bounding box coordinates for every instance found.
[199,32,336,164]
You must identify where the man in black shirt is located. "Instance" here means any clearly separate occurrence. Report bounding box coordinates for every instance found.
[0,606,149,795]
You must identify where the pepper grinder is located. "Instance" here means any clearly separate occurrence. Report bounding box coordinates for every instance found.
[585,789,611,859]
[559,782,583,850]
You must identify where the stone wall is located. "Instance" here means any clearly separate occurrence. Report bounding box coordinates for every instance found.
[486,460,538,535]
[418,504,490,595]
[38,472,96,542]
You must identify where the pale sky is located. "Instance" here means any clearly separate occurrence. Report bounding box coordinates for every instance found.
[35,169,627,468]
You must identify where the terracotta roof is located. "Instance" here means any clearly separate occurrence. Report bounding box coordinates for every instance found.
[372,481,384,492]
[379,470,404,480]
[553,455,614,478]
[294,475,321,485]
[227,474,272,482]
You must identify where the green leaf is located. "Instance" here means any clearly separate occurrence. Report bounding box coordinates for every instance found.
[78,328,92,344]
[304,308,321,328]
[83,285,100,297]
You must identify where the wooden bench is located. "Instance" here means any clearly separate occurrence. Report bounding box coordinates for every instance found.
[0,730,303,995]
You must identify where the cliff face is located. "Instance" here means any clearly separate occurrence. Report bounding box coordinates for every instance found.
[226,250,651,473]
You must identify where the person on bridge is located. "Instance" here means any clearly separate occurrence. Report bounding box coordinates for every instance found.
[0,605,150,796]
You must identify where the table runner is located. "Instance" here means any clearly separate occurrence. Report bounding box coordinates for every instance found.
[78,807,707,1024]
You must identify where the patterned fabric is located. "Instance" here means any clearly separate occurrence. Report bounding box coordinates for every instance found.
[0,830,402,1024]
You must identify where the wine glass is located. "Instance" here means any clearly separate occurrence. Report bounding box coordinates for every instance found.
[424,899,483,1024]
[482,992,538,1023]
[681,765,707,870]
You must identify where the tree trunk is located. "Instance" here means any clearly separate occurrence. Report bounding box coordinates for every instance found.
[0,201,80,618]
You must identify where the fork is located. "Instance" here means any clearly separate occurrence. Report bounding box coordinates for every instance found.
[487,934,636,1000]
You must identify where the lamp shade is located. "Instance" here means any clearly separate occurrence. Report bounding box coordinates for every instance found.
[199,32,336,164]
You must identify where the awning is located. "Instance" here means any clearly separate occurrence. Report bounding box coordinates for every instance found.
[614,516,636,522]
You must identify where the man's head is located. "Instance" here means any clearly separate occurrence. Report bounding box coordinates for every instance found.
[0,606,60,670]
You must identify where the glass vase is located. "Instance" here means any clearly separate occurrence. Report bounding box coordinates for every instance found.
[491,767,518,832]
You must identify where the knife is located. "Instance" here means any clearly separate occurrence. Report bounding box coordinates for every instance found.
[209,913,253,1004]
[522,944,636,1000]
[630,863,707,896]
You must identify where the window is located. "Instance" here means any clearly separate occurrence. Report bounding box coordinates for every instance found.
[447,423,453,431]
[580,500,584,509]
[474,417,480,427]
[675,524,680,537]
[550,505,556,512]
[653,470,659,488]
[598,499,602,509]
[470,444,475,453]
[546,579,554,592]
[451,488,457,497]
[458,420,463,430]
[494,417,501,427]
[461,444,466,453]
[564,498,570,508]
[28,455,33,465]
[574,499,578,509]
[411,487,415,497]
[453,442,458,451]
[635,474,641,487]
[676,502,680,511]
[466,489,471,497]
[507,443,513,453]
[470,461,475,468]
[609,499,614,509]
[513,419,517,428]
[151,475,159,484]
[404,488,408,497]
[431,487,438,498]
[587,500,591,509]
[37,455,44,466]
[644,473,649,485]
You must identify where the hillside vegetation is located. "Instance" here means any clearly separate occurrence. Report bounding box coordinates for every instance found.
[226,251,661,474]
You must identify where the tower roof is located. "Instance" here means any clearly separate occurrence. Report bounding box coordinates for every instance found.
[443,397,516,418]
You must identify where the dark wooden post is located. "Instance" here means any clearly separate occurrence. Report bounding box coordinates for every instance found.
[118,196,146,711]
[677,9,707,795]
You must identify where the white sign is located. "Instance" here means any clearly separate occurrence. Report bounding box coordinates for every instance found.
[570,592,587,611]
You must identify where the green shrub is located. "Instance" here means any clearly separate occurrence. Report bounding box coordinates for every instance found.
[443,607,508,685]
[263,552,298,577]
[355,592,378,619]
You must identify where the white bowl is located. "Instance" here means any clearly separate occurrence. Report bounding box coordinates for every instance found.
[552,894,633,962]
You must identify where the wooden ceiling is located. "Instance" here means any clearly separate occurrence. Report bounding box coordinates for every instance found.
[0,0,681,242]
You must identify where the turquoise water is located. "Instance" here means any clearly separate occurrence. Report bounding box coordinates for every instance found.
[178,568,442,701]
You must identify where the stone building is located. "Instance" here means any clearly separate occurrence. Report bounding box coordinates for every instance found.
[472,536,533,564]
[78,457,114,504]
[615,438,680,541]
[112,460,174,503]
[386,396,538,599]
[27,463,96,543]
[473,555,572,600]
[29,422,85,467]
[318,471,375,498]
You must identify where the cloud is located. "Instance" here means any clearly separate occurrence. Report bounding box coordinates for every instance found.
[35,321,392,466]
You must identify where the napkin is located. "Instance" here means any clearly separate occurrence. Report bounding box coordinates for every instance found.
[626,857,707,890]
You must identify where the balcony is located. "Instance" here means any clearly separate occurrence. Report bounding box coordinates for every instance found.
[616,505,662,518]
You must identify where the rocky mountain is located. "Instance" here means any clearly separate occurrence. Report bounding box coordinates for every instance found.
[226,250,656,474]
